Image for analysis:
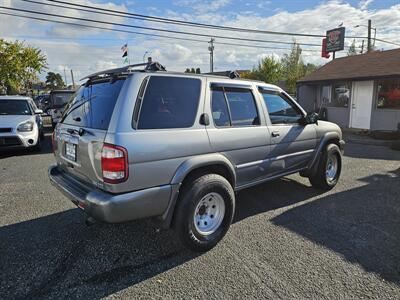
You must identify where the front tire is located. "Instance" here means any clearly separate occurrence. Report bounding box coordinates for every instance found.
[174,174,235,252]
[309,143,342,190]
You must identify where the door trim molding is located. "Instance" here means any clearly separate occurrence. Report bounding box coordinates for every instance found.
[236,149,314,169]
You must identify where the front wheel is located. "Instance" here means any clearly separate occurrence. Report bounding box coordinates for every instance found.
[174,174,235,252]
[309,143,342,190]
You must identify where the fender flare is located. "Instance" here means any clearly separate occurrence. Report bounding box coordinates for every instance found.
[159,153,236,229]
[304,132,342,177]
[170,153,236,187]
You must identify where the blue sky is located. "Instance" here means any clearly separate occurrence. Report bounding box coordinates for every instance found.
[1,0,400,83]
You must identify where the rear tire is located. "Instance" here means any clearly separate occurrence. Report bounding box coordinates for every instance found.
[174,174,235,252]
[309,143,342,190]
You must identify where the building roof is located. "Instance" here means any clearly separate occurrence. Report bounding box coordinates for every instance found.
[298,48,400,83]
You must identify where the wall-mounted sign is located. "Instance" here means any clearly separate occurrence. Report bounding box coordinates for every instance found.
[326,27,345,52]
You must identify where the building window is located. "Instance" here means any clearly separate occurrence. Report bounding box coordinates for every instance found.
[376,79,400,109]
[329,82,351,108]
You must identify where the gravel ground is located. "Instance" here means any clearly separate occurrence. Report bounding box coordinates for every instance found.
[0,134,399,299]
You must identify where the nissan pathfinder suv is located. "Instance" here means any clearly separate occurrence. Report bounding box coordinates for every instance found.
[49,62,344,252]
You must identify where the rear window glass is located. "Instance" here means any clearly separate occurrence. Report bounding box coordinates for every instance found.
[62,79,125,130]
[52,93,74,108]
[137,76,201,129]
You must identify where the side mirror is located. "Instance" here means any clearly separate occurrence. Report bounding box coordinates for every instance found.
[300,112,319,125]
[35,109,43,114]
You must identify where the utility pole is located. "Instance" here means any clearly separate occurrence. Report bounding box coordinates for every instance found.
[63,68,67,87]
[367,19,372,52]
[70,69,75,89]
[208,38,215,73]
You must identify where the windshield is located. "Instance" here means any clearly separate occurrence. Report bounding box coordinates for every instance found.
[0,100,32,115]
[52,93,74,108]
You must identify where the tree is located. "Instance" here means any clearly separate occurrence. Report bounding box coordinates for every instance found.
[241,56,283,85]
[281,42,305,94]
[347,39,357,56]
[45,72,65,90]
[195,67,201,74]
[0,39,47,95]
[242,42,318,95]
[184,68,191,73]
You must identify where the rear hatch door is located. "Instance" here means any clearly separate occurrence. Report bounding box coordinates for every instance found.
[55,78,126,186]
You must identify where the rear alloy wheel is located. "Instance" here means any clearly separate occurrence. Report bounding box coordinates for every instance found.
[174,174,235,252]
[309,143,342,190]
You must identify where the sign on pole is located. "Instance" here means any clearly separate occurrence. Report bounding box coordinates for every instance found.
[326,27,345,52]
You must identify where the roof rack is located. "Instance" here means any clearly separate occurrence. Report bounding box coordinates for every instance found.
[204,70,241,79]
[80,59,166,81]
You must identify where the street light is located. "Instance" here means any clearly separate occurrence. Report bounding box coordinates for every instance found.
[355,24,377,47]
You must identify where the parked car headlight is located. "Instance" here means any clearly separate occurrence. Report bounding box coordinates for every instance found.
[17,121,34,132]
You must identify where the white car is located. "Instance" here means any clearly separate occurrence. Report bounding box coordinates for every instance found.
[0,96,44,151]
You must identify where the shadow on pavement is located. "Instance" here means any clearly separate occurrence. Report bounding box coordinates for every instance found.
[1,169,399,297]
[343,143,400,161]
[272,168,400,284]
[0,209,198,299]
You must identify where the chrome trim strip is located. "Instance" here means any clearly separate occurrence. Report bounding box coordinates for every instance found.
[236,149,314,169]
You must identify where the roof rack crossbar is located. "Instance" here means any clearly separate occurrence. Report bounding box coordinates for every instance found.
[80,61,166,81]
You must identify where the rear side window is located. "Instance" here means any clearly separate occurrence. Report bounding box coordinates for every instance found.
[211,87,260,127]
[137,76,201,129]
[62,79,125,130]
[211,89,230,126]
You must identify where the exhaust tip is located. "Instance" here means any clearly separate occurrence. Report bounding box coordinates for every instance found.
[28,139,34,144]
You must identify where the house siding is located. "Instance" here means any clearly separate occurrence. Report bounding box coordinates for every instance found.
[297,79,400,131]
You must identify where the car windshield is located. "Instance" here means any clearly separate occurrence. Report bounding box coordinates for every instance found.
[0,100,31,115]
[52,93,73,108]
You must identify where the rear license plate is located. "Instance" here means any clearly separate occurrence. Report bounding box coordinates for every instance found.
[65,142,77,161]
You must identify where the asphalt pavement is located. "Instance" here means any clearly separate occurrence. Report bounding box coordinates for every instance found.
[1,134,399,299]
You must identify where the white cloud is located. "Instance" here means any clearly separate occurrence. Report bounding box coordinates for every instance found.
[359,0,374,10]
[1,0,399,82]
[173,0,231,13]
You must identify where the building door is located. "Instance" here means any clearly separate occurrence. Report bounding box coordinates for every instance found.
[350,81,374,129]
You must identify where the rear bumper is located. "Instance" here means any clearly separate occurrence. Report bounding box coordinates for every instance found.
[48,164,172,223]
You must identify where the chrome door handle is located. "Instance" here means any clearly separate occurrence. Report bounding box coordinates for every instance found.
[271,131,280,137]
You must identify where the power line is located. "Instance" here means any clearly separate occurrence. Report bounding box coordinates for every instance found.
[2,6,327,48]
[6,33,324,52]
[40,0,326,38]
[36,0,400,46]
[0,6,325,47]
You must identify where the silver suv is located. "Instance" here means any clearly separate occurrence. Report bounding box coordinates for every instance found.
[49,62,344,252]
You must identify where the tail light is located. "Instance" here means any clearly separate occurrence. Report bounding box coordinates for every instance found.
[101,143,129,184]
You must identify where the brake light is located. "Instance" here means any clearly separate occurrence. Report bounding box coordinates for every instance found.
[101,143,129,184]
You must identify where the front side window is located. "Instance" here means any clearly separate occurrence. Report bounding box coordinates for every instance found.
[376,79,400,109]
[137,76,201,129]
[260,90,303,124]
[329,82,351,108]
[211,87,260,127]
[0,100,31,115]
